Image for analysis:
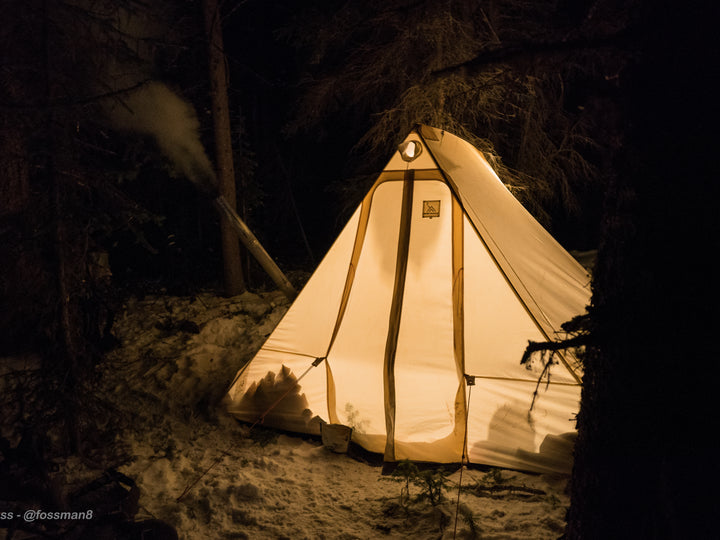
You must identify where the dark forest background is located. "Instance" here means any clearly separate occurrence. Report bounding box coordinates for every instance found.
[1,0,717,537]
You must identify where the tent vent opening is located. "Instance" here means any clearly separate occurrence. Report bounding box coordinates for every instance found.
[398,140,423,162]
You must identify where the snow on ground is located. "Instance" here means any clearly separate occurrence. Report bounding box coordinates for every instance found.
[95,291,570,539]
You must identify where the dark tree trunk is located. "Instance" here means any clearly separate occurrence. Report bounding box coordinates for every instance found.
[51,159,83,454]
[565,2,719,538]
[203,0,246,296]
[42,0,84,455]
[0,119,29,217]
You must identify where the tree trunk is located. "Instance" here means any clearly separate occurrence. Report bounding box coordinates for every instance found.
[0,117,29,217]
[203,0,246,296]
[565,3,718,538]
[52,161,82,455]
[42,0,83,455]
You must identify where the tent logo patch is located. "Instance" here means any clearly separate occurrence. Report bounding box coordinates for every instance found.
[422,200,441,218]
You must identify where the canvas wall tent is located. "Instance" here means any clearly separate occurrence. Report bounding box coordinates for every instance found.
[226,125,591,474]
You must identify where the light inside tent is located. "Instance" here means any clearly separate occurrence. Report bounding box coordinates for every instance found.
[398,140,423,162]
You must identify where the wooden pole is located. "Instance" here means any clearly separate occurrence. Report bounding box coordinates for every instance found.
[213,196,297,301]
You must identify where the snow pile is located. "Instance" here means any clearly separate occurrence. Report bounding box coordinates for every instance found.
[104,290,287,418]
[97,291,570,539]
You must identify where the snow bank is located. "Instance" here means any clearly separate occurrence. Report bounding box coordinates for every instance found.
[98,291,570,539]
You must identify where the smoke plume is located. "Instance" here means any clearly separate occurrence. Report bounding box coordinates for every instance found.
[105,82,219,197]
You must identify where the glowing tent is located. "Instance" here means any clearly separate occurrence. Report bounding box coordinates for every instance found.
[227,125,590,474]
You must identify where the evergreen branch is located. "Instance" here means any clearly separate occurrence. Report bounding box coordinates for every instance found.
[431,29,632,79]
[520,333,591,366]
[472,484,547,497]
